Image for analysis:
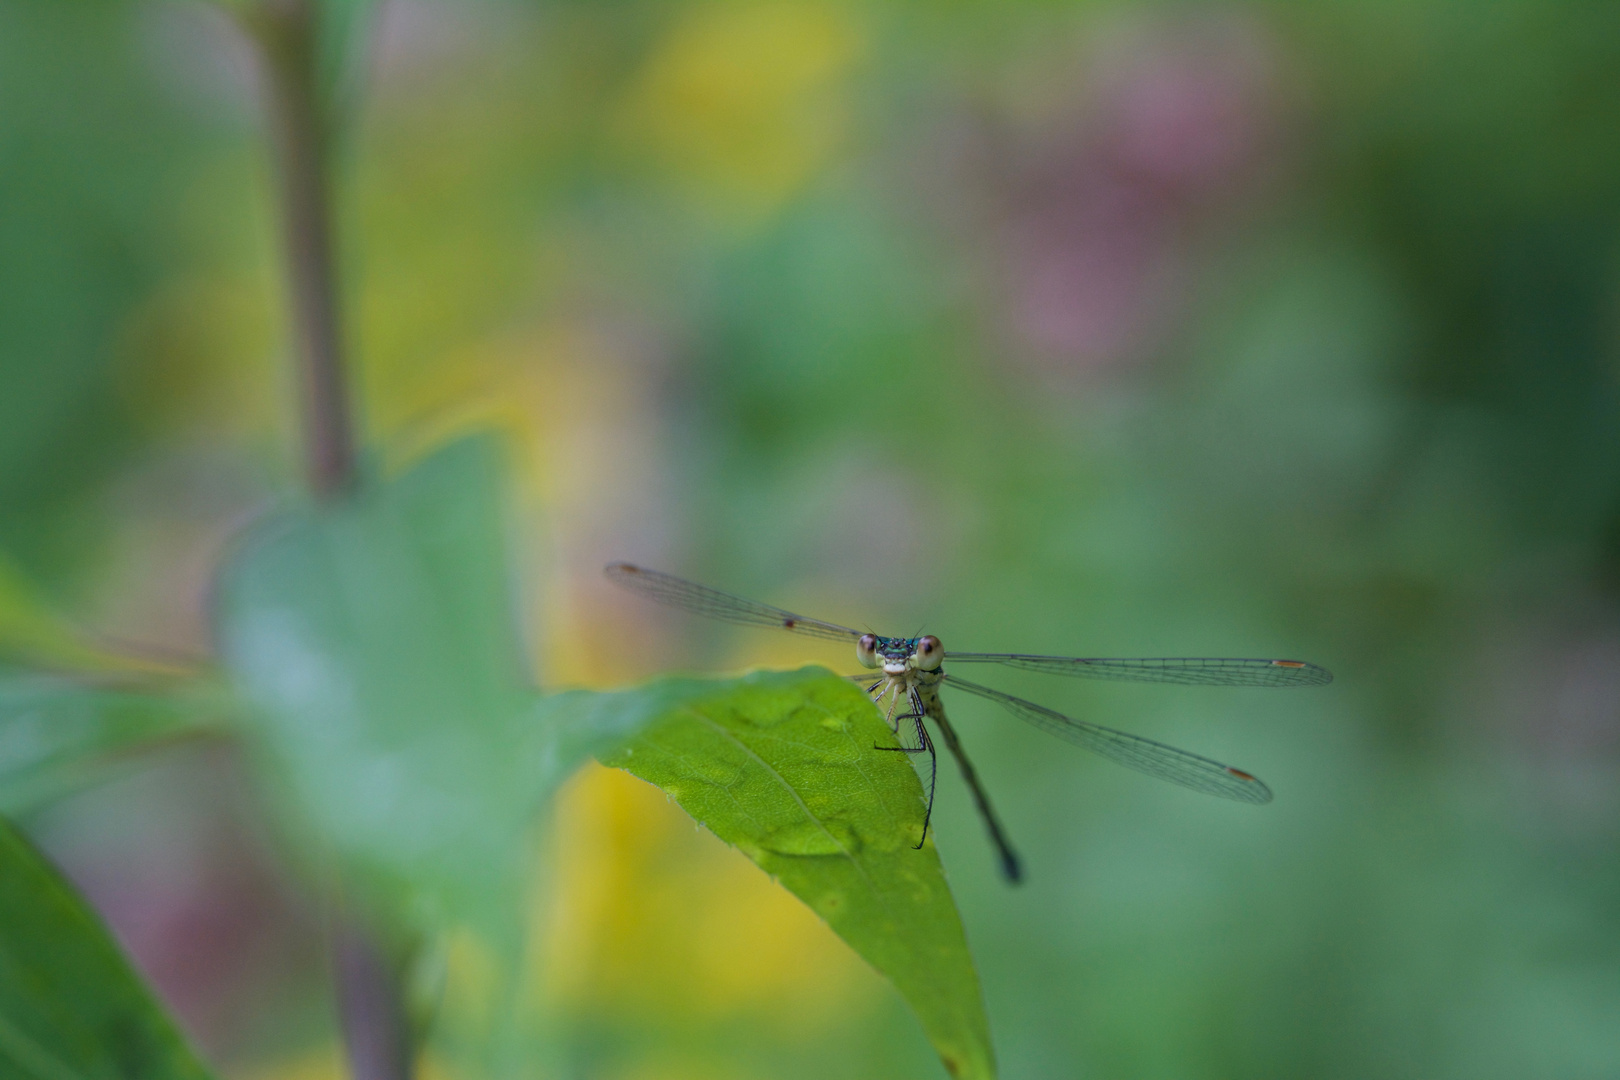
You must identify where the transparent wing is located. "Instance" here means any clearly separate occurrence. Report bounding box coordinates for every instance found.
[942,674,1274,804]
[604,563,862,644]
[945,653,1332,688]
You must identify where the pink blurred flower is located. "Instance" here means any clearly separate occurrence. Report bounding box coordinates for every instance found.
[991,11,1282,376]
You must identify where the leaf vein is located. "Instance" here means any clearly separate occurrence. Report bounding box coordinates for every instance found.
[682,707,891,913]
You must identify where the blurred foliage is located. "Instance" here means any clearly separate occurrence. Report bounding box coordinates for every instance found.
[0,1,200,583]
[1,0,1620,1077]
[0,815,218,1080]
[216,439,544,941]
[0,673,222,815]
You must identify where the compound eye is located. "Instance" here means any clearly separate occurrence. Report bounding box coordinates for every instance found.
[915,635,944,670]
[856,633,879,669]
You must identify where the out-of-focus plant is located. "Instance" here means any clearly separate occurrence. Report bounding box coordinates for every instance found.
[0,816,217,1080]
[0,2,995,1078]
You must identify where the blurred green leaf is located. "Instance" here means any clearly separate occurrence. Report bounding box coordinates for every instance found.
[0,551,184,676]
[600,666,997,1080]
[0,674,222,816]
[0,3,191,577]
[0,814,217,1080]
[218,434,740,1079]
[216,437,543,933]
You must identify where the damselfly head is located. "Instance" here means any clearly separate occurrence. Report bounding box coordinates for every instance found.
[914,635,944,671]
[874,636,913,674]
[856,633,880,669]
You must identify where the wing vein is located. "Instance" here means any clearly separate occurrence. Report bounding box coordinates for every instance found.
[946,653,1332,688]
[943,674,1273,804]
[605,563,860,643]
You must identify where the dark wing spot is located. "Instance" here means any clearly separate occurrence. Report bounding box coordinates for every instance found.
[1271,660,1306,668]
[783,618,796,628]
[1226,767,1258,782]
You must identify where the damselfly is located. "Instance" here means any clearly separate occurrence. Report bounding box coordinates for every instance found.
[605,562,1330,882]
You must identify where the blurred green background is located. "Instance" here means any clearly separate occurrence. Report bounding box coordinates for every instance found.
[6,0,1620,1077]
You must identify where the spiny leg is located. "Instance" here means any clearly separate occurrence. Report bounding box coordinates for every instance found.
[874,684,928,753]
[875,688,939,849]
[864,679,897,736]
[928,701,1022,883]
[910,687,938,850]
[870,679,916,748]
[874,693,927,754]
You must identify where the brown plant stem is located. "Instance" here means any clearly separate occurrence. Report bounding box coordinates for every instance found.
[333,917,415,1080]
[250,0,357,500]
[242,3,409,1078]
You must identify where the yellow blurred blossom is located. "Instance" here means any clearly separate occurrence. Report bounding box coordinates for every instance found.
[235,1046,460,1080]
[618,2,865,222]
[539,761,888,1033]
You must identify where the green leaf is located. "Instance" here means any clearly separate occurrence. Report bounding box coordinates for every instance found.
[216,438,546,933]
[0,553,163,675]
[0,814,217,1080]
[0,674,223,815]
[599,666,997,1080]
